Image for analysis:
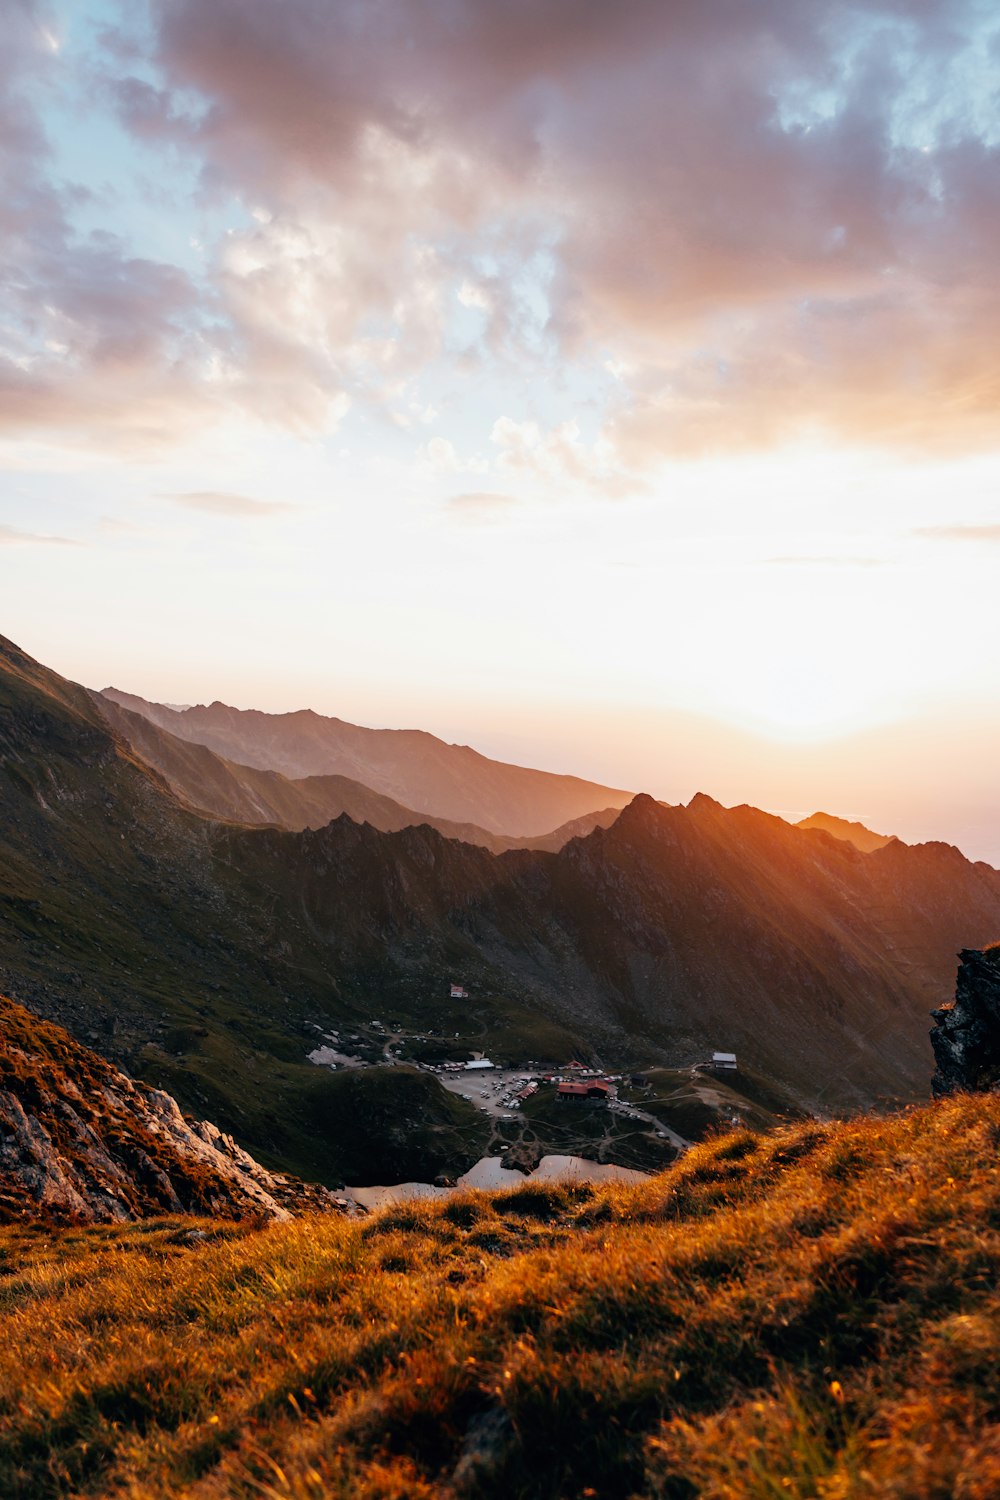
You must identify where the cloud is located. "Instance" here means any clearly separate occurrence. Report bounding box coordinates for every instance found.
[491,416,640,496]
[5,0,1000,461]
[445,491,519,523]
[0,4,229,453]
[915,524,1000,543]
[164,491,296,517]
[0,523,80,546]
[109,0,1000,463]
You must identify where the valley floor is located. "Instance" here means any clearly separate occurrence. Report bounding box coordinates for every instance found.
[1,1094,999,1498]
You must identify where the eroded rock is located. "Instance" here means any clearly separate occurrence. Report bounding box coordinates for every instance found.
[930,946,1000,1095]
[0,994,340,1224]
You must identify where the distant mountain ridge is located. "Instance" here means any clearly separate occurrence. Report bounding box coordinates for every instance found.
[5,633,1000,1184]
[101,687,633,837]
[796,810,898,853]
[95,692,622,851]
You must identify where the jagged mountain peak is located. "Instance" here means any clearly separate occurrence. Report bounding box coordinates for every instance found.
[686,790,724,811]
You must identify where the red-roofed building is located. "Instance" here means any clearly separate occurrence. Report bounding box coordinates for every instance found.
[556,1080,611,1104]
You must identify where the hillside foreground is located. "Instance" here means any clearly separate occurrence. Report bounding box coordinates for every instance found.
[1,1094,998,1498]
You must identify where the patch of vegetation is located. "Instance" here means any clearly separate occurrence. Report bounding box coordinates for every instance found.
[629,1066,802,1141]
[0,1094,998,1497]
[517,1085,678,1173]
[304,1066,491,1185]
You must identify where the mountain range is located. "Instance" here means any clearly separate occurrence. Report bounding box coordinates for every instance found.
[95,691,622,852]
[100,686,632,837]
[3,633,999,1186]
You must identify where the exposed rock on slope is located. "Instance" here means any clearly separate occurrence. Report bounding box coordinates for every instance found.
[931,945,1000,1095]
[0,996,335,1223]
[95,692,619,851]
[100,686,632,837]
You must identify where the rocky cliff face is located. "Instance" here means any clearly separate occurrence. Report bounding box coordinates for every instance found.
[0,997,337,1224]
[931,946,1000,1095]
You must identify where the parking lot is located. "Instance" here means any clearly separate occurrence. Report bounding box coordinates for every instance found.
[436,1067,548,1117]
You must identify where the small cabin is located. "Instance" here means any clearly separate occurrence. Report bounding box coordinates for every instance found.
[711,1051,737,1070]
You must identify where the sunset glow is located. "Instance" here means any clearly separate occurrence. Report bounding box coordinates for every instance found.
[3,0,1000,856]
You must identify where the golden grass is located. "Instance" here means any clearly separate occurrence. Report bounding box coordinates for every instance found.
[1,1095,999,1497]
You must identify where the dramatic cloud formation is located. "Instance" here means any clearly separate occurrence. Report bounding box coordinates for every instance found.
[165,491,296,517]
[115,0,1000,459]
[4,0,998,463]
[0,4,221,451]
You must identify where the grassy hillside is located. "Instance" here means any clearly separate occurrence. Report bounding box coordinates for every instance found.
[1,1094,998,1497]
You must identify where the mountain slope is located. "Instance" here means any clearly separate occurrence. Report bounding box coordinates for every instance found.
[0,995,335,1222]
[0,635,576,1181]
[222,791,1000,1108]
[1,1093,998,1498]
[100,686,633,836]
[94,691,619,850]
[796,809,898,852]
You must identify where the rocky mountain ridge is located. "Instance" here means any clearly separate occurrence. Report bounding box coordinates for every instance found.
[795,810,898,853]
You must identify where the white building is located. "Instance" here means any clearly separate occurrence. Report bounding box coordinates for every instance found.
[712,1051,737,1070]
[464,1059,495,1071]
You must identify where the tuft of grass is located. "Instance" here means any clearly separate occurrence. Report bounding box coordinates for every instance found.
[0,1096,999,1496]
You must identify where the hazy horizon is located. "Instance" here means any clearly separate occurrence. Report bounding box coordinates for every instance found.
[27,634,992,867]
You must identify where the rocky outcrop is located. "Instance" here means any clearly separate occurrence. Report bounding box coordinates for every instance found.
[930,947,1000,1095]
[0,996,338,1224]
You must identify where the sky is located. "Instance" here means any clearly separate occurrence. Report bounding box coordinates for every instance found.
[2,0,1000,859]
